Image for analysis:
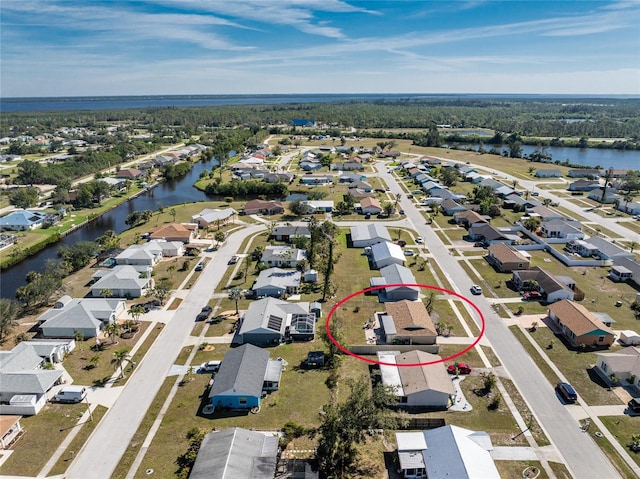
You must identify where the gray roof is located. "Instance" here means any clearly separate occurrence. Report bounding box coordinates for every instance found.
[272,225,310,238]
[190,428,279,479]
[91,265,150,291]
[253,268,301,292]
[378,264,419,293]
[370,241,405,263]
[420,426,498,479]
[0,370,62,395]
[588,236,634,259]
[0,343,43,372]
[240,298,309,336]
[261,246,306,264]
[350,224,391,243]
[209,344,270,399]
[38,298,124,330]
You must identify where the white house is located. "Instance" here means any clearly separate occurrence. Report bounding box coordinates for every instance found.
[38,296,125,339]
[369,241,405,269]
[350,223,391,248]
[395,426,500,479]
[191,208,236,228]
[377,351,455,408]
[303,200,334,213]
[237,298,315,346]
[370,263,420,302]
[91,265,153,298]
[595,347,640,390]
[252,268,301,298]
[261,246,306,268]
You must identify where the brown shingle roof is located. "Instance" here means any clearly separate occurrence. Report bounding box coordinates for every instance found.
[453,210,487,225]
[549,300,614,336]
[149,223,192,241]
[385,300,436,336]
[396,351,455,396]
[487,243,528,264]
[361,197,381,209]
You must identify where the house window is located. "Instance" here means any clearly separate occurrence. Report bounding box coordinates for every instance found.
[400,396,408,404]
[601,362,608,372]
[239,397,248,405]
[597,336,605,343]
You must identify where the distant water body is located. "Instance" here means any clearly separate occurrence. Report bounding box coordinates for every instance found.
[2,93,634,113]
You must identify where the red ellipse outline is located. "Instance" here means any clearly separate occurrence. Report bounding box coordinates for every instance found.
[324,283,485,367]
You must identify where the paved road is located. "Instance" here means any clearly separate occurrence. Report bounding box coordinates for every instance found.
[66,223,265,479]
[375,162,621,479]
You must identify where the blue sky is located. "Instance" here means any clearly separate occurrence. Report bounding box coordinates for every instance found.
[1,0,639,97]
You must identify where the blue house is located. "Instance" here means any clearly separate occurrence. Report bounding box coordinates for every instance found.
[208,344,282,411]
[291,119,316,128]
[0,210,48,231]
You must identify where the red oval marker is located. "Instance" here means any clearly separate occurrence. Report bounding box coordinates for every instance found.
[324,283,485,367]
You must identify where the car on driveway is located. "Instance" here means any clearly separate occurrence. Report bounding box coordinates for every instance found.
[523,291,543,300]
[415,237,423,243]
[447,363,472,375]
[302,217,312,222]
[199,360,221,373]
[404,249,415,256]
[556,382,578,403]
[470,285,482,295]
[395,240,407,247]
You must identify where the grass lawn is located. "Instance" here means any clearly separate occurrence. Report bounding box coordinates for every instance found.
[586,421,639,479]
[600,415,640,468]
[501,378,550,446]
[509,325,561,386]
[548,461,574,479]
[135,342,331,478]
[495,461,550,479]
[467,258,517,299]
[49,405,108,476]
[63,321,151,387]
[0,403,88,476]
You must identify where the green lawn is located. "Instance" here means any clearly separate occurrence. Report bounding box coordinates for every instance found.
[495,461,550,479]
[0,403,88,476]
[600,415,640,468]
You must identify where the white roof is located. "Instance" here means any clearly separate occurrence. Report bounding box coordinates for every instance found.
[304,200,334,208]
[350,224,391,243]
[377,351,404,395]
[396,431,427,451]
[371,241,405,262]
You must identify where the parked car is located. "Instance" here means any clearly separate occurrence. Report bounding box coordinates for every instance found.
[627,397,640,413]
[532,192,540,196]
[399,209,405,215]
[374,188,386,193]
[396,240,407,247]
[415,237,423,243]
[195,261,204,271]
[556,382,578,403]
[523,291,543,300]
[447,363,472,375]
[404,249,415,256]
[196,311,211,321]
[406,194,413,199]
[302,217,312,222]
[53,386,87,403]
[201,305,212,314]
[412,190,423,195]
[470,285,482,295]
[228,255,239,264]
[199,360,221,373]
[364,213,371,219]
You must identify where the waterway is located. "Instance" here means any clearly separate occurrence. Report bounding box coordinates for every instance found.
[0,160,211,299]
[449,144,640,170]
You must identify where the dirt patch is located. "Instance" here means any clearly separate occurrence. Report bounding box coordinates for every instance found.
[201,345,215,352]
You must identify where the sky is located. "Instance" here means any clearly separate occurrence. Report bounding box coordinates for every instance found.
[1,0,639,97]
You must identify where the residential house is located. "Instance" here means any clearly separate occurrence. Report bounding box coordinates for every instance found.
[495,185,517,198]
[609,265,633,282]
[189,428,279,479]
[369,241,405,269]
[378,351,455,408]
[587,236,635,261]
[261,245,306,268]
[440,199,467,216]
[300,175,333,186]
[331,162,361,171]
[540,219,585,240]
[0,210,47,231]
[252,268,301,298]
[0,416,23,449]
[149,223,197,243]
[395,426,500,479]
[568,169,601,178]
[486,243,531,272]
[348,180,372,192]
[370,264,420,302]
[525,205,564,222]
[38,296,125,338]
[90,265,152,298]
[503,194,541,210]
[478,178,504,190]
[566,239,598,257]
[243,200,284,216]
[588,187,620,204]
[98,177,126,191]
[612,257,640,287]
[303,200,334,213]
[291,118,316,128]
[115,168,143,179]
[0,343,64,415]
[237,298,315,345]
[360,197,382,215]
[595,347,640,390]
[338,173,366,183]
[348,188,375,200]
[271,225,310,242]
[264,172,293,184]
[511,267,576,303]
[285,193,308,202]
[467,224,518,246]
[378,301,437,345]
[535,169,562,178]
[429,188,466,202]
[208,344,283,410]
[299,159,323,171]
[115,243,161,266]
[568,180,602,192]
[616,200,640,216]
[548,300,615,348]
[191,208,236,228]
[453,210,489,228]
[350,224,391,247]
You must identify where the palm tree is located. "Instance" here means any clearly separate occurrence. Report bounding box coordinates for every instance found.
[228,287,243,315]
[104,322,121,344]
[74,331,84,349]
[629,241,638,254]
[170,208,177,223]
[100,289,113,298]
[128,304,145,323]
[112,348,131,379]
[425,292,436,313]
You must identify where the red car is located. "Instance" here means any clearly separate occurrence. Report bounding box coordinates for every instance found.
[523,291,543,300]
[395,240,407,247]
[447,363,472,375]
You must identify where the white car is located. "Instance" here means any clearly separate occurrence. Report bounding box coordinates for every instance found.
[470,285,483,295]
[404,249,415,256]
[199,360,221,373]
[415,237,423,244]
